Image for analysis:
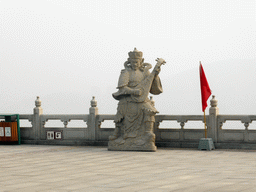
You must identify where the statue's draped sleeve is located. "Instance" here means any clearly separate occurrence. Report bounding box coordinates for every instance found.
[112,69,130,100]
[117,69,129,88]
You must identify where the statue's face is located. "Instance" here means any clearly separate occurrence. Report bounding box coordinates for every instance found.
[130,59,141,70]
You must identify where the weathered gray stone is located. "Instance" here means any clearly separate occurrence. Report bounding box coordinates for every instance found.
[208,95,219,142]
[198,138,215,150]
[108,48,166,151]
[33,96,43,140]
[3,85,256,150]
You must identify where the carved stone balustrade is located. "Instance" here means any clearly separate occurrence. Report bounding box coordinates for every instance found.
[1,95,256,149]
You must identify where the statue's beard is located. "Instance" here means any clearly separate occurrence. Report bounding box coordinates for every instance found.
[131,65,140,70]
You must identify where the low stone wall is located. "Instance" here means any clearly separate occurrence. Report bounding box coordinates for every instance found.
[1,96,256,149]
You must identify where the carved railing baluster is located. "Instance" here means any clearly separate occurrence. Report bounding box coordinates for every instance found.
[180,122,185,129]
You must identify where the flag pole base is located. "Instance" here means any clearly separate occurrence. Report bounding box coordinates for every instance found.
[198,138,215,151]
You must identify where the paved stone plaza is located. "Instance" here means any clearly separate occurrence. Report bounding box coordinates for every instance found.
[1,145,256,192]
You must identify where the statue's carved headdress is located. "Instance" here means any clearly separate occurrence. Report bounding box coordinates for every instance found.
[125,48,151,71]
[128,48,143,59]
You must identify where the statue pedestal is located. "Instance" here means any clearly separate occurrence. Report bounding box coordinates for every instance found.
[198,138,215,150]
[108,137,157,152]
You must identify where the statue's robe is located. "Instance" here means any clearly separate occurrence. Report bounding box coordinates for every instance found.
[112,67,162,139]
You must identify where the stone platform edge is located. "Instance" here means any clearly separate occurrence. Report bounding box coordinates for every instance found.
[16,140,256,150]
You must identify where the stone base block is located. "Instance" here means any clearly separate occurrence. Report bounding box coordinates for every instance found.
[198,138,215,150]
[108,137,157,152]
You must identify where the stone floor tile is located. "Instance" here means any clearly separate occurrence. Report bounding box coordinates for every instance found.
[1,145,256,191]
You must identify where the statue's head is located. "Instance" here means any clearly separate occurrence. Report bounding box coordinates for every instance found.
[127,48,144,70]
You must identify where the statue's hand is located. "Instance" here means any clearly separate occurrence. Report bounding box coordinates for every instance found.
[133,89,142,96]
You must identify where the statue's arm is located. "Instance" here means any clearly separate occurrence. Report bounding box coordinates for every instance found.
[119,86,141,96]
[113,69,141,100]
[117,69,141,95]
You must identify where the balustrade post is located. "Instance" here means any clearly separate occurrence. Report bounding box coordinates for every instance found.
[88,96,98,141]
[33,96,43,141]
[208,95,219,142]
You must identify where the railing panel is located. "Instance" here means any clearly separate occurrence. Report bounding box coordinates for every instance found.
[41,114,89,128]
[44,120,64,128]
[217,115,256,143]
[221,120,245,130]
[248,132,256,141]
[40,114,89,140]
[248,121,256,130]
[184,130,204,140]
[158,121,181,129]
[67,120,87,128]
[18,115,34,139]
[97,115,115,129]
[97,115,115,140]
[221,131,244,141]
[161,131,180,140]
[100,120,115,129]
[20,119,32,128]
[184,121,205,129]
[155,115,207,130]
[155,115,207,142]
[65,128,86,139]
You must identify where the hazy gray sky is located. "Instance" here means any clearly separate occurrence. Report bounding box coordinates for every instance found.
[0,0,255,115]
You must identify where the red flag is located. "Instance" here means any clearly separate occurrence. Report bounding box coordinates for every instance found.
[200,63,211,112]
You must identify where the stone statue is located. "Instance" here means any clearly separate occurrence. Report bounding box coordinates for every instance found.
[108,48,165,151]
